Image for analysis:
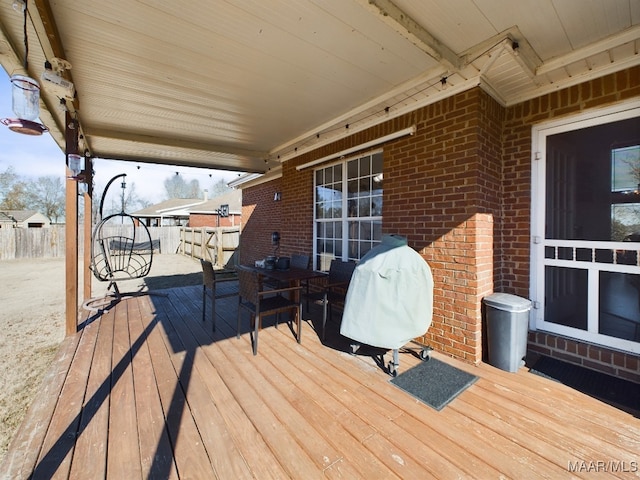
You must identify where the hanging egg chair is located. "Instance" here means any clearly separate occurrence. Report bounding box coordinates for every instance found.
[90,173,154,300]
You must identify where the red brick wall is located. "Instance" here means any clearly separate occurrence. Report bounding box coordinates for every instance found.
[243,89,502,364]
[240,66,640,378]
[189,213,241,228]
[239,177,282,264]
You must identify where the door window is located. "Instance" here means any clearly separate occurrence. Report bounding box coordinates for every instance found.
[532,103,640,353]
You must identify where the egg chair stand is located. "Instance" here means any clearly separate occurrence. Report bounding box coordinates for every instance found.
[84,174,162,312]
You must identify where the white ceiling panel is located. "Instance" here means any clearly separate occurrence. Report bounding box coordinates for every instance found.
[0,0,638,173]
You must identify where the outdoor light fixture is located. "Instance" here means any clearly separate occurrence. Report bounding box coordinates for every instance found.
[67,153,84,180]
[1,0,48,135]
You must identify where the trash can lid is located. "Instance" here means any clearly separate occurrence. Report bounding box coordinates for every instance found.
[483,292,532,313]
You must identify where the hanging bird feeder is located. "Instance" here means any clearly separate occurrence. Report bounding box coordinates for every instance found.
[1,0,49,135]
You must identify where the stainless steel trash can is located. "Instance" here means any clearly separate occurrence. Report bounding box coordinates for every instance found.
[483,293,532,372]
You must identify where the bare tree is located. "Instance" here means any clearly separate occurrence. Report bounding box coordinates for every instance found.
[164,174,202,199]
[207,177,231,197]
[32,176,65,223]
[94,180,150,218]
[0,167,22,207]
[0,167,35,210]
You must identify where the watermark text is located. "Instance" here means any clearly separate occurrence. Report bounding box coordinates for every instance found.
[568,460,638,473]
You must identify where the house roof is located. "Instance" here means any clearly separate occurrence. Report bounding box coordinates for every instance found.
[188,189,242,215]
[0,1,638,175]
[133,199,206,217]
[0,210,40,222]
[132,189,241,217]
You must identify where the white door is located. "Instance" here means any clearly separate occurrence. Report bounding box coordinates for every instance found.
[531,102,640,355]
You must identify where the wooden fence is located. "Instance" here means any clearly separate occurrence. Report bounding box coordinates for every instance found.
[0,226,182,261]
[0,225,240,265]
[179,226,240,268]
[0,225,67,260]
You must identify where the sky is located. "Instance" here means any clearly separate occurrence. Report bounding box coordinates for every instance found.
[0,70,242,204]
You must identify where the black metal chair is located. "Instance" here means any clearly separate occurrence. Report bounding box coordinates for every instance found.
[236,268,302,355]
[290,254,310,269]
[201,259,239,332]
[303,259,356,341]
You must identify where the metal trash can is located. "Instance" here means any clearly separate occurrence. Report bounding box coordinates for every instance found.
[483,293,532,373]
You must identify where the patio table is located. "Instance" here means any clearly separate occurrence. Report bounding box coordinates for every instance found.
[238,264,326,296]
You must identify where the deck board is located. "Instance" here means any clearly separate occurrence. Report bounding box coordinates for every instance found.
[0,332,81,478]
[33,313,100,479]
[128,296,178,480]
[2,284,639,480]
[68,307,112,479]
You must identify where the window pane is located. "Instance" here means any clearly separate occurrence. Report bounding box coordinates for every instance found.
[360,177,371,196]
[360,156,371,176]
[325,166,334,184]
[359,221,371,241]
[315,152,383,265]
[348,179,359,198]
[347,198,357,217]
[544,266,588,330]
[545,117,639,241]
[335,238,343,257]
[325,221,333,237]
[372,221,382,241]
[599,271,640,341]
[334,164,342,182]
[347,158,358,179]
[328,200,340,218]
[359,197,370,217]
[611,145,640,192]
[372,195,383,216]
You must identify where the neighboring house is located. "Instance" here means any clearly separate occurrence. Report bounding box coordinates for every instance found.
[188,189,242,228]
[232,68,640,384]
[132,190,242,228]
[0,210,50,228]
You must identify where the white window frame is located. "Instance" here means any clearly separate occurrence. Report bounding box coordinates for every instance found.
[313,149,383,271]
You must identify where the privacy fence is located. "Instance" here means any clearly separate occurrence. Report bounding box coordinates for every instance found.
[0,225,240,267]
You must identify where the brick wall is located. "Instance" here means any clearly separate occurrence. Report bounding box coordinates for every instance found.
[240,66,640,377]
[239,177,282,264]
[189,213,241,228]
[243,89,503,364]
[528,332,639,383]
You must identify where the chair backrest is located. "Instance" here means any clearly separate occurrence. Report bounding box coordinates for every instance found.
[291,254,310,269]
[328,259,357,285]
[201,259,215,288]
[237,268,261,304]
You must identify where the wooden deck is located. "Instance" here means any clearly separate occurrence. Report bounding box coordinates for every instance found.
[1,284,639,479]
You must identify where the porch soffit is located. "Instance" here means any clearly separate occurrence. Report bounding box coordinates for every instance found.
[0,0,638,175]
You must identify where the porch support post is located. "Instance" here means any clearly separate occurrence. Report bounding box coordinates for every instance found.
[64,111,79,336]
[83,156,93,301]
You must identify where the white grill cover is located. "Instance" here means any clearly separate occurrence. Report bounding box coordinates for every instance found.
[340,235,433,349]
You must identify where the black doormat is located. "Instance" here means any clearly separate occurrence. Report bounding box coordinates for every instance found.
[530,355,640,415]
[390,358,478,411]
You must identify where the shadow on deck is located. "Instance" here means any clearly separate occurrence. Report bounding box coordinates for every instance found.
[2,282,639,479]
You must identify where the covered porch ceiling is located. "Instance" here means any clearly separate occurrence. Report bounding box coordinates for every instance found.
[0,0,639,175]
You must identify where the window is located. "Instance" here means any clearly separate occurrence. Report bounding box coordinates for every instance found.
[314,151,383,270]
